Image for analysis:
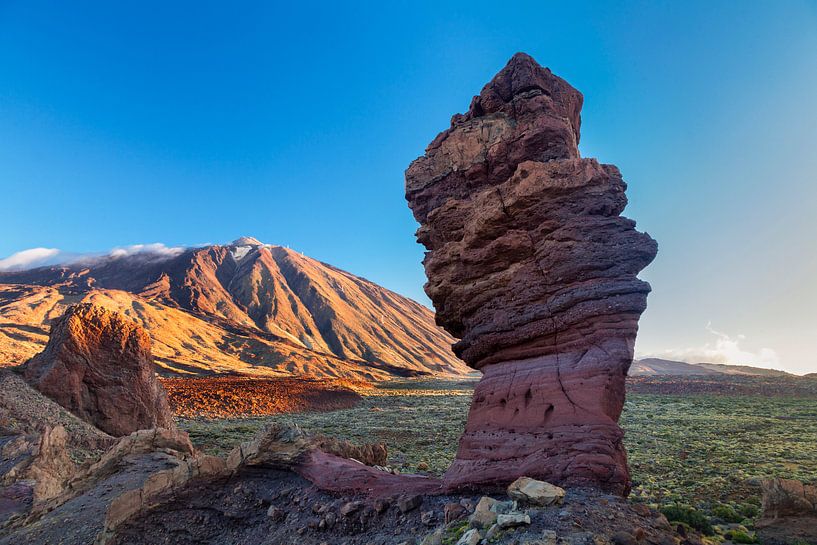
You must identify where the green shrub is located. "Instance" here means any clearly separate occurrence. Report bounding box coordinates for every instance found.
[712,503,743,523]
[441,520,468,545]
[660,505,714,535]
[738,503,760,519]
[725,530,757,543]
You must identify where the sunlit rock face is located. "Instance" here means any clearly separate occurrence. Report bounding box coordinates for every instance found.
[23,303,175,436]
[406,52,657,495]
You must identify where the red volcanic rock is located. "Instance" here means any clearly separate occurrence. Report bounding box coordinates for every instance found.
[296,450,441,497]
[406,53,657,495]
[757,478,817,544]
[23,304,174,436]
[226,423,440,497]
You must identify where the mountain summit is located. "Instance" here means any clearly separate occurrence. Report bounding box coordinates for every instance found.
[230,236,264,247]
[0,241,466,379]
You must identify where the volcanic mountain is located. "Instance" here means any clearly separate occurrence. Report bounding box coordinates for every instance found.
[0,239,467,380]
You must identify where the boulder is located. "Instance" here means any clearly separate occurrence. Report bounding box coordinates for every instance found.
[496,512,531,528]
[507,476,565,506]
[756,477,817,544]
[23,304,174,436]
[469,496,499,528]
[444,501,467,523]
[759,477,817,519]
[405,52,657,495]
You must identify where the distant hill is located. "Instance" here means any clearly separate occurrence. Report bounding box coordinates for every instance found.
[692,362,792,377]
[0,238,467,380]
[631,357,792,377]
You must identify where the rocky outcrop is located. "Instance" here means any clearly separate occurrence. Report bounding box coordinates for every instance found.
[225,423,388,471]
[0,426,76,504]
[406,53,657,494]
[23,304,174,436]
[1,427,216,545]
[760,478,817,518]
[757,478,817,543]
[0,369,113,454]
[225,423,440,497]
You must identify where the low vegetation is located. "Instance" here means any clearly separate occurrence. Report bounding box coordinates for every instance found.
[179,376,817,535]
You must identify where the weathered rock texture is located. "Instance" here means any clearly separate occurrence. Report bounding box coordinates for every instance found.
[406,53,657,494]
[23,304,174,436]
[757,478,817,544]
[225,423,440,496]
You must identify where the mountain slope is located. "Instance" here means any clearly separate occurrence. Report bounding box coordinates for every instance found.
[0,239,467,379]
[630,358,722,376]
[631,357,792,377]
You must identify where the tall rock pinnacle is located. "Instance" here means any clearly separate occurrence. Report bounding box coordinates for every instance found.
[406,53,657,494]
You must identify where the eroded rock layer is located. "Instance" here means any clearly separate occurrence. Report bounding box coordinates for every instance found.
[406,53,657,494]
[23,304,174,436]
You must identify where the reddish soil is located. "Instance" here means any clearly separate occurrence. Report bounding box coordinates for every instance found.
[160,376,369,418]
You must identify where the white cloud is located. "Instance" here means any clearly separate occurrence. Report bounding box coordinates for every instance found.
[0,247,61,271]
[641,322,781,368]
[0,243,186,272]
[108,243,184,259]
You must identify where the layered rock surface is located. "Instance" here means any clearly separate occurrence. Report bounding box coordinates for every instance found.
[406,53,657,494]
[23,304,174,436]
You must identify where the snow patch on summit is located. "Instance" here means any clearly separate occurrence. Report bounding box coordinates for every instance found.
[231,246,252,261]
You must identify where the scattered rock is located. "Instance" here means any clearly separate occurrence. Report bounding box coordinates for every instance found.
[444,501,467,523]
[373,497,390,513]
[541,529,560,545]
[611,531,638,545]
[421,509,436,525]
[421,527,444,545]
[322,511,336,529]
[631,504,651,517]
[23,304,175,437]
[340,500,363,517]
[469,496,498,528]
[484,523,503,541]
[456,528,481,545]
[508,477,565,506]
[496,512,531,528]
[561,532,595,545]
[398,494,423,513]
[266,505,286,522]
[653,514,672,531]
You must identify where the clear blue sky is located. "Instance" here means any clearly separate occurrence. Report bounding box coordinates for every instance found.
[1,1,816,373]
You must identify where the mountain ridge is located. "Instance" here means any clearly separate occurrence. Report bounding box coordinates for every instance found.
[0,239,467,380]
[631,357,792,377]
